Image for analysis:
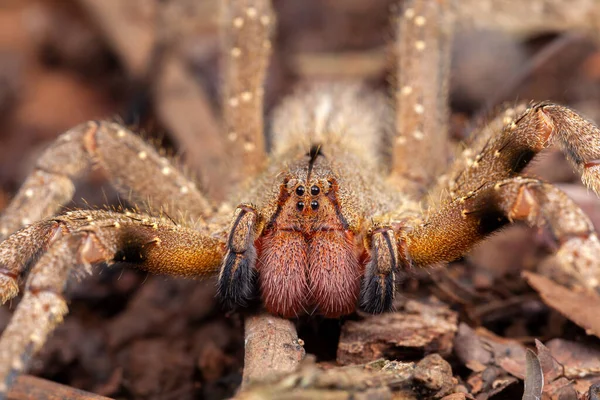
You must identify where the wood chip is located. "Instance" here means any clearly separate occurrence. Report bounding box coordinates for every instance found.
[523,271,600,338]
[337,300,457,365]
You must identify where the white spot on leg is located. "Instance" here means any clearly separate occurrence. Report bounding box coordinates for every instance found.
[414,16,426,26]
[12,358,23,371]
[161,167,171,176]
[231,47,241,58]
[228,132,238,142]
[413,130,424,140]
[233,17,244,28]
[24,188,33,198]
[396,136,407,145]
[21,218,31,226]
[116,129,126,138]
[415,40,426,51]
[138,151,147,160]
[244,142,256,152]
[241,91,253,102]
[246,7,257,18]
[29,333,42,345]
[414,104,424,114]
[401,86,413,96]
[229,97,239,107]
[180,186,189,194]
[404,8,415,19]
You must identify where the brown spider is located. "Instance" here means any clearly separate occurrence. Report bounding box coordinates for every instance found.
[1,0,600,396]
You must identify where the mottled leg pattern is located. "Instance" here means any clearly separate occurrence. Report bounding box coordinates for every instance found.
[218,204,261,308]
[404,178,600,292]
[360,225,399,314]
[0,121,214,241]
[392,0,453,196]
[0,210,225,304]
[222,0,274,179]
[0,237,72,395]
[439,103,600,204]
[0,210,225,394]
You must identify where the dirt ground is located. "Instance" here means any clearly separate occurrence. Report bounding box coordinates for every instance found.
[1,0,600,399]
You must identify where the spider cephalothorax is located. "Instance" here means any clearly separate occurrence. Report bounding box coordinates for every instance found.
[0,0,599,397]
[218,85,415,318]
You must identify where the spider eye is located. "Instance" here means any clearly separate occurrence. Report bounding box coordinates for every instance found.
[296,186,305,196]
[310,200,319,210]
[296,201,305,211]
[310,185,320,195]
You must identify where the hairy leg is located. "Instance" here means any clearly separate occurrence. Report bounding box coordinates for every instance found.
[0,121,214,240]
[433,103,600,206]
[360,225,399,314]
[391,0,454,197]
[404,178,600,292]
[222,0,274,181]
[0,210,225,395]
[218,204,262,309]
[0,210,225,304]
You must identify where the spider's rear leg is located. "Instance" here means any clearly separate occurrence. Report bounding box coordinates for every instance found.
[360,225,399,314]
[218,204,261,309]
[0,210,225,396]
[0,121,214,241]
[437,103,600,205]
[222,0,274,180]
[392,0,453,196]
[405,178,600,292]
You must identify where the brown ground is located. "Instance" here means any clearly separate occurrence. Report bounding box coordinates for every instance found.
[1,1,600,399]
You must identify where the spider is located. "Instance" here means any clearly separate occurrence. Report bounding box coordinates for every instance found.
[1,0,600,396]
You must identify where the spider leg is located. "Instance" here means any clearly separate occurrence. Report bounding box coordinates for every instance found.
[0,210,225,395]
[435,103,600,206]
[0,210,225,304]
[392,0,453,197]
[403,177,600,292]
[218,204,261,309]
[0,121,214,240]
[359,225,399,314]
[222,0,274,181]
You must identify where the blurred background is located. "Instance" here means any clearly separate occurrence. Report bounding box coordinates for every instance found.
[1,0,600,399]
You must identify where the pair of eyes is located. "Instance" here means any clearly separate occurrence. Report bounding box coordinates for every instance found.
[295,185,320,196]
[295,185,320,211]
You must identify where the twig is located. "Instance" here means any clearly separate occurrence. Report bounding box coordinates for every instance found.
[242,313,305,388]
[7,375,113,400]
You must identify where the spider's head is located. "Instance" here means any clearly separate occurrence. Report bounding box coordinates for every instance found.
[278,177,337,229]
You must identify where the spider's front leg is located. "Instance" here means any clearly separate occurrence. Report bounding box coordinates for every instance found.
[403,102,600,293]
[404,178,600,292]
[0,210,225,395]
[438,103,600,203]
[217,204,262,308]
[360,225,399,314]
